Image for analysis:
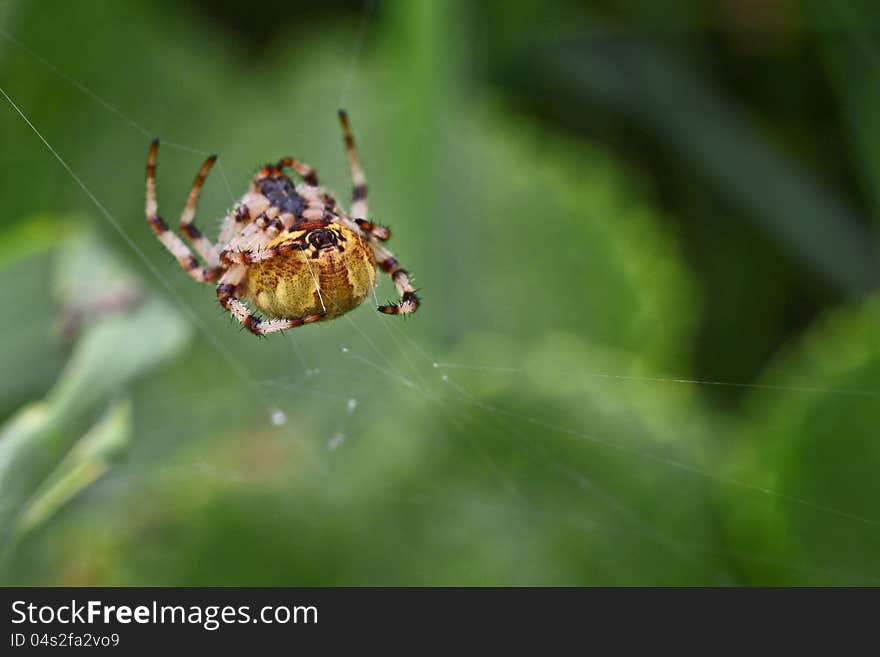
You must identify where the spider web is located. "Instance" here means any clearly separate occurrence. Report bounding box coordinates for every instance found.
[1,1,879,586]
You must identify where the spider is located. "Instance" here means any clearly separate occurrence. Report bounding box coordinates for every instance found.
[145,110,420,335]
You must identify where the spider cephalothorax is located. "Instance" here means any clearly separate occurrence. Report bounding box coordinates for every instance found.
[257,176,307,215]
[145,110,420,335]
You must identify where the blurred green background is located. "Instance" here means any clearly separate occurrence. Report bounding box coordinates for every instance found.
[1,0,879,585]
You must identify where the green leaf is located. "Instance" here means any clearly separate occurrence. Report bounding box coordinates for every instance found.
[16,397,132,537]
[806,0,880,226]
[522,34,880,294]
[0,231,190,551]
[719,298,880,584]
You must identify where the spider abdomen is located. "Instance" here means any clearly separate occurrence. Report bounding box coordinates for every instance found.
[245,224,376,321]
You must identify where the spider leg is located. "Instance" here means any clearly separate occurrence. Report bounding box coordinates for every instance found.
[215,203,249,252]
[369,242,421,316]
[335,111,391,244]
[274,158,319,186]
[338,109,368,220]
[249,165,273,191]
[301,185,384,248]
[216,264,325,335]
[221,208,283,256]
[218,204,342,265]
[179,153,221,266]
[145,139,221,282]
[249,158,319,188]
[221,216,342,266]
[355,218,390,241]
[223,241,307,265]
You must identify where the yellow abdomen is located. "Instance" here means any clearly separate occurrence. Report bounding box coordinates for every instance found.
[245,224,376,321]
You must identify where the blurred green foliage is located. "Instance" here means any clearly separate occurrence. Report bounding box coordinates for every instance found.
[0,0,878,585]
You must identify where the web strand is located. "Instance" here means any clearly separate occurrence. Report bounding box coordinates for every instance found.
[431,362,880,398]
[0,82,287,424]
[338,0,374,109]
[365,320,880,530]
[437,372,880,528]
[0,28,237,206]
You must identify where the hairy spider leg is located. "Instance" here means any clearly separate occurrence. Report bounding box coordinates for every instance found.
[337,110,419,315]
[338,109,370,222]
[219,202,342,266]
[216,264,325,335]
[179,153,221,266]
[274,157,319,186]
[371,241,421,315]
[354,218,390,241]
[220,208,294,265]
[216,202,251,250]
[145,139,221,282]
[224,221,341,265]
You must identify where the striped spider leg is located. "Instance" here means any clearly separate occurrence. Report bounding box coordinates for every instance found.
[145,139,222,282]
[215,263,326,335]
[337,110,420,315]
